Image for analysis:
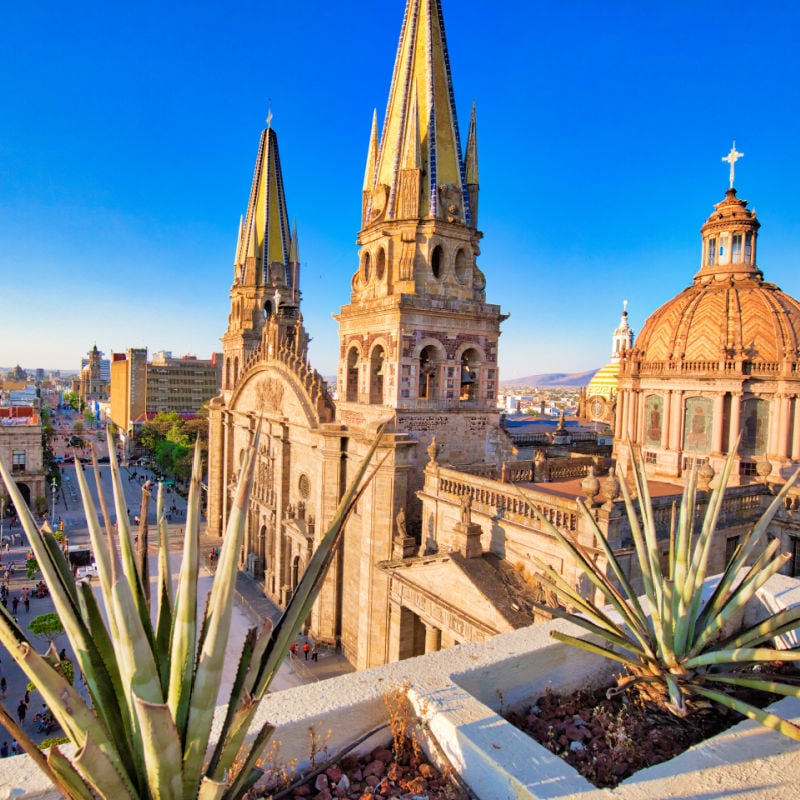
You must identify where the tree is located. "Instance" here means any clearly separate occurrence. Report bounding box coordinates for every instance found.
[34,496,48,516]
[28,613,63,645]
[72,420,84,436]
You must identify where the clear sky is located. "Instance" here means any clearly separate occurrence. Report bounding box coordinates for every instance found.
[2,1,799,381]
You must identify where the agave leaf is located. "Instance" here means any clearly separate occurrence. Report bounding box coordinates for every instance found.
[685,646,800,670]
[723,605,800,650]
[155,484,175,685]
[198,776,229,800]
[167,440,204,737]
[132,693,184,800]
[690,684,800,742]
[706,674,800,698]
[72,731,140,799]
[47,745,101,800]
[221,720,273,800]
[183,432,258,797]
[691,551,791,655]
[522,493,653,651]
[532,601,649,655]
[206,627,258,778]
[550,630,642,671]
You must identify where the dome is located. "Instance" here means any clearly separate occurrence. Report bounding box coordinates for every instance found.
[631,189,800,367]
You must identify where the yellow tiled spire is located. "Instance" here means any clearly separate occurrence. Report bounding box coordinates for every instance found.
[235,126,291,288]
[364,0,473,226]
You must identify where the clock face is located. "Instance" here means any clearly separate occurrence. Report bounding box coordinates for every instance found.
[590,397,606,418]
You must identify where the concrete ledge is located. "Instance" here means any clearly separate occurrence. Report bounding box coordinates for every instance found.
[3,573,799,799]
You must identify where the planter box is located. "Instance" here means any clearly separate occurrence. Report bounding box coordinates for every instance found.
[2,575,799,800]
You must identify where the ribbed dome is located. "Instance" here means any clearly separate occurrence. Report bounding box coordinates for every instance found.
[634,278,800,364]
[632,188,800,367]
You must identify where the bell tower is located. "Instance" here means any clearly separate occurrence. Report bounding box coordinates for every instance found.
[335,0,506,464]
[220,119,302,396]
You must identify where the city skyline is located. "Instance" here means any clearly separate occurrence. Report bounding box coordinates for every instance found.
[2,1,800,379]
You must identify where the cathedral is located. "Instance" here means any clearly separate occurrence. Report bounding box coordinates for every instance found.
[208,1,800,671]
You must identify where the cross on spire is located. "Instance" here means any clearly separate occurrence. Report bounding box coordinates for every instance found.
[722,141,744,189]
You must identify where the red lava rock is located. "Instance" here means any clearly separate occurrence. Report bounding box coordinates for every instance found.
[365,775,380,788]
[372,747,393,763]
[565,725,586,741]
[314,773,329,792]
[313,789,332,800]
[351,769,363,781]
[325,766,343,783]
[293,786,312,797]
[363,759,386,778]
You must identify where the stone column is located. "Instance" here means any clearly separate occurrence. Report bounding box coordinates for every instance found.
[712,393,725,455]
[661,391,671,450]
[424,621,442,654]
[669,391,683,451]
[791,397,800,461]
[728,394,742,454]
[778,394,791,459]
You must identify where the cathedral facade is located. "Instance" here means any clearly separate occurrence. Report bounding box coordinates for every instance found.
[208,4,800,671]
[208,0,511,670]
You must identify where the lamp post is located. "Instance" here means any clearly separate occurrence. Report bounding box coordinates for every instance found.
[51,477,57,526]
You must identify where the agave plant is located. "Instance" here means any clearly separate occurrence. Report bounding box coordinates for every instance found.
[520,448,800,740]
[0,422,386,799]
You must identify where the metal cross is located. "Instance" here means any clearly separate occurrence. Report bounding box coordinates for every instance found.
[722,141,744,189]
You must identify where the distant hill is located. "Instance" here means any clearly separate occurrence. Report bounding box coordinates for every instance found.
[501,370,598,388]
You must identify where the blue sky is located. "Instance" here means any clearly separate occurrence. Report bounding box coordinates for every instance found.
[2,1,799,380]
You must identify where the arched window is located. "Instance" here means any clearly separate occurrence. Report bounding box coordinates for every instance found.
[369,345,386,404]
[740,397,769,457]
[363,251,372,283]
[431,245,443,279]
[225,358,231,388]
[683,396,713,452]
[346,347,359,402]
[376,248,386,281]
[418,345,440,400]
[460,348,479,402]
[234,357,239,385]
[454,248,470,283]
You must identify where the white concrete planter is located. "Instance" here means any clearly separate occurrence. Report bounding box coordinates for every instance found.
[2,575,799,800]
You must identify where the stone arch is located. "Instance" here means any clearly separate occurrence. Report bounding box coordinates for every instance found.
[416,341,445,400]
[375,247,387,281]
[369,342,388,404]
[454,247,471,284]
[345,343,362,402]
[430,244,444,279]
[362,250,372,283]
[457,345,484,402]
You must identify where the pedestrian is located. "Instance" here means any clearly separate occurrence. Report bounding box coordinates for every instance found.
[0,676,6,698]
[0,741,8,758]
[11,596,18,614]
[59,647,67,661]
[23,596,29,613]
[11,740,19,755]
[311,643,318,662]
[303,641,310,660]
[289,642,297,657]
[24,690,30,706]
[16,700,26,724]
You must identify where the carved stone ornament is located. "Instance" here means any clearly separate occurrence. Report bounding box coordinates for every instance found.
[437,182,462,223]
[698,461,715,491]
[370,184,389,221]
[256,378,285,413]
[581,466,601,505]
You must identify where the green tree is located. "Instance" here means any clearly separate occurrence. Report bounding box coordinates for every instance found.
[72,419,84,436]
[28,613,63,645]
[34,495,48,516]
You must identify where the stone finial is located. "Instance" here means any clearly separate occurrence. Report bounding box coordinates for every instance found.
[698,461,715,491]
[581,466,601,506]
[756,457,772,480]
[427,437,440,463]
[601,472,620,510]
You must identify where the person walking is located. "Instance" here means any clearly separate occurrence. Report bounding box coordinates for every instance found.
[11,596,18,614]
[0,676,6,697]
[16,699,26,725]
[311,643,318,662]
[303,641,310,660]
[0,741,8,758]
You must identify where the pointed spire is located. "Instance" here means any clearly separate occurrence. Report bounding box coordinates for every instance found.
[363,109,379,192]
[465,102,479,227]
[290,217,299,264]
[367,0,471,226]
[235,124,292,287]
[465,102,479,185]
